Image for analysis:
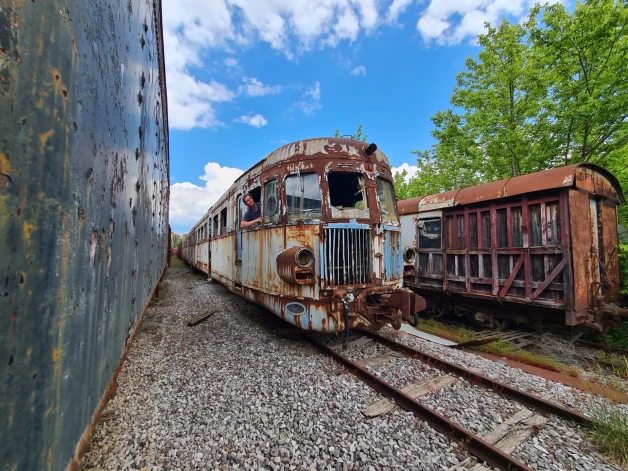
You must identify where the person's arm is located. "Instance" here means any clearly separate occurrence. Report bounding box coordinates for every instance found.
[240,217,261,229]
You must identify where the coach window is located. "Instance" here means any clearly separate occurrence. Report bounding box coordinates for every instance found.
[264,179,280,224]
[418,218,442,249]
[328,172,370,219]
[285,173,322,220]
[220,208,228,235]
[213,215,218,236]
[376,178,399,223]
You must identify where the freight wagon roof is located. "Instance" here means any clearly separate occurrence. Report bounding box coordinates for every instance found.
[398,163,625,214]
[210,137,391,212]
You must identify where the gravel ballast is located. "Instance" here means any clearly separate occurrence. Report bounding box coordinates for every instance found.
[82,262,623,471]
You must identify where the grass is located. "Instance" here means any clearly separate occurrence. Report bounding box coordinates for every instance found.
[413,319,581,377]
[588,397,628,468]
[596,352,628,379]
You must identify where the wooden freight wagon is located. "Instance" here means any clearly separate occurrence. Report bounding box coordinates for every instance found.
[399,163,627,334]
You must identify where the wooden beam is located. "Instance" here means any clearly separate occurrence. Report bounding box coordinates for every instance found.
[530,258,567,301]
[450,409,548,471]
[363,375,457,418]
[498,254,524,298]
[355,351,403,368]
[187,310,218,327]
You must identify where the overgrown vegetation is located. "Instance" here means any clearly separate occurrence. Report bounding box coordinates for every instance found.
[172,233,183,248]
[394,0,628,218]
[413,319,580,377]
[392,0,628,349]
[334,124,368,142]
[588,395,628,467]
[595,352,628,379]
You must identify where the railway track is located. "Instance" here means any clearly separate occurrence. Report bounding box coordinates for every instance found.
[285,329,595,471]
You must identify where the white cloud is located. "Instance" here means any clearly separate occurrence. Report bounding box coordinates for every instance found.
[392,163,419,182]
[304,81,320,101]
[234,114,268,127]
[169,162,244,228]
[416,0,565,45]
[162,0,562,129]
[350,65,367,76]
[292,83,321,114]
[238,77,283,97]
[386,0,413,23]
[162,0,403,72]
[224,57,238,67]
[291,81,322,115]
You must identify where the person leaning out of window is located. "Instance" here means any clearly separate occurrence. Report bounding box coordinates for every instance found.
[240,193,262,229]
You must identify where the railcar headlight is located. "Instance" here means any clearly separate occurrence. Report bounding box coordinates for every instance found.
[296,248,314,268]
[403,247,416,264]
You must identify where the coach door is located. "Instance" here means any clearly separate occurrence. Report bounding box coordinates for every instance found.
[234,194,245,288]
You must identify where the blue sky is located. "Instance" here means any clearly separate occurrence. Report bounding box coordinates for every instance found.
[164,0,564,234]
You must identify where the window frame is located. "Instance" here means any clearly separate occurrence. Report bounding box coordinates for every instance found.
[263,178,280,224]
[327,170,370,220]
[284,172,323,221]
[418,217,443,250]
[376,177,399,223]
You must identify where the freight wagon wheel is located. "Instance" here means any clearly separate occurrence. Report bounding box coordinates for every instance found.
[427,304,449,319]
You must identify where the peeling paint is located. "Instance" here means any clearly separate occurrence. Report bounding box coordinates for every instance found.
[181,138,424,332]
[0,1,169,470]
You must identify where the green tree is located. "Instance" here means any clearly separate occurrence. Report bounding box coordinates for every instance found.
[334,124,368,142]
[172,233,183,248]
[404,0,628,229]
[528,0,628,165]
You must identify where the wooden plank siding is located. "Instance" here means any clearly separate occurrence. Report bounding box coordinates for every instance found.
[416,192,573,311]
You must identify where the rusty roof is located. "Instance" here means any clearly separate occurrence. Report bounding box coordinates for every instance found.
[398,163,625,215]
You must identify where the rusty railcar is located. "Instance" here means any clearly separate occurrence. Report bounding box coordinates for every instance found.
[181,138,425,332]
[399,164,627,333]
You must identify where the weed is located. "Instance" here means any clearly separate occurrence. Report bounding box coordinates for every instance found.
[588,398,628,467]
[412,319,581,377]
[596,352,628,379]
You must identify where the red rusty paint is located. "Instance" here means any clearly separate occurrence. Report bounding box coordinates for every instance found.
[399,164,624,214]
[403,164,625,332]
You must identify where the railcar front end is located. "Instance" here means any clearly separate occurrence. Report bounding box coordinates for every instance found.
[204,138,425,333]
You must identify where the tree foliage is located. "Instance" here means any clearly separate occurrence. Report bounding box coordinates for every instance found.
[399,0,628,228]
[172,233,183,248]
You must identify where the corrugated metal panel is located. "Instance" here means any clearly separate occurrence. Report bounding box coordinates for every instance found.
[0,1,169,470]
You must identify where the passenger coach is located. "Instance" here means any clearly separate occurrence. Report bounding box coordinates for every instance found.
[181,138,425,332]
[399,163,627,335]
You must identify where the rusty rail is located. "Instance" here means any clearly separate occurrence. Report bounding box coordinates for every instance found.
[304,335,534,471]
[364,331,593,426]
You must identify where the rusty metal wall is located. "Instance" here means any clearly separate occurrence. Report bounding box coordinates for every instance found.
[0,0,169,469]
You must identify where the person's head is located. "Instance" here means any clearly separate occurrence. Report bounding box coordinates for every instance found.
[243,193,255,207]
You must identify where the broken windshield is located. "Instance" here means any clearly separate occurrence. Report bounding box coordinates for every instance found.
[328,172,370,219]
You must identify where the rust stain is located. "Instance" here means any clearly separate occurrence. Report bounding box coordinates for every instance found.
[22,220,35,244]
[0,151,11,173]
[39,129,54,153]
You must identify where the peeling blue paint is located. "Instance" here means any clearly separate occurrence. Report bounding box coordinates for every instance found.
[0,1,169,470]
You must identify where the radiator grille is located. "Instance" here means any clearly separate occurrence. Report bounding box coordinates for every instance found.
[323,227,372,286]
